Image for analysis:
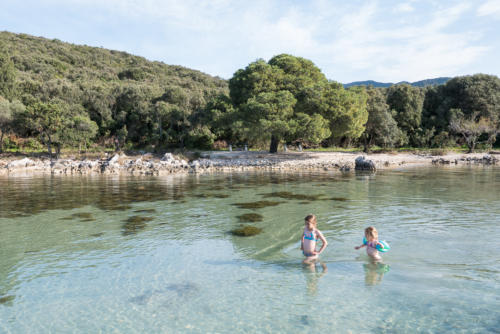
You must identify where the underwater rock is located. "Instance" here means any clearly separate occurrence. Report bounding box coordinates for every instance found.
[232,201,282,209]
[330,197,348,201]
[71,212,94,220]
[122,216,153,235]
[231,226,263,236]
[212,193,230,198]
[261,191,322,201]
[133,209,157,214]
[0,295,15,305]
[237,213,264,222]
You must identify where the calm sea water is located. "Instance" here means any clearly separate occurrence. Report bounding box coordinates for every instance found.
[0,167,499,333]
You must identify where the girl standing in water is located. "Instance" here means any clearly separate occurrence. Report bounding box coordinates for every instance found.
[301,214,328,264]
[355,226,384,261]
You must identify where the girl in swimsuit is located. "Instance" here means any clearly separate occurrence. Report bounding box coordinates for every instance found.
[300,214,328,264]
[355,226,383,261]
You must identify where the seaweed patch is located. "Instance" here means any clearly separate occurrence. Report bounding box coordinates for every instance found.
[122,216,153,236]
[237,213,264,222]
[330,197,348,201]
[232,201,282,209]
[261,191,323,201]
[0,295,15,305]
[133,209,157,214]
[230,226,263,236]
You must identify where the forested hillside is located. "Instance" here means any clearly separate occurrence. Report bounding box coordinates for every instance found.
[0,31,228,154]
[0,31,499,155]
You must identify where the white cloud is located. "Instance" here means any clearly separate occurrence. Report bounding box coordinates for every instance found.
[1,0,496,82]
[477,0,500,18]
[323,1,487,81]
[394,3,415,13]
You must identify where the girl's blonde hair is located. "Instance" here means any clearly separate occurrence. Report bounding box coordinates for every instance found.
[305,214,317,226]
[365,226,378,240]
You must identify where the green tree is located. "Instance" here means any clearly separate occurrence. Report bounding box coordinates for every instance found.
[300,82,368,146]
[0,97,12,152]
[196,94,239,146]
[428,74,500,146]
[229,55,334,152]
[386,84,425,146]
[0,44,16,100]
[361,88,404,152]
[449,109,498,153]
[66,114,99,153]
[240,90,297,152]
[22,102,70,157]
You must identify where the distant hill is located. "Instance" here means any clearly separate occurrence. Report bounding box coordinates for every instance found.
[344,77,451,88]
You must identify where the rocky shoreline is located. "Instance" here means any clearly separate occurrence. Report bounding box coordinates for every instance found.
[0,151,498,176]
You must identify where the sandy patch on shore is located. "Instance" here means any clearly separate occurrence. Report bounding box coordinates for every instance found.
[204,151,497,169]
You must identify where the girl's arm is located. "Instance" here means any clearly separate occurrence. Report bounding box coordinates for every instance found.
[355,244,366,250]
[315,230,328,254]
[300,234,304,250]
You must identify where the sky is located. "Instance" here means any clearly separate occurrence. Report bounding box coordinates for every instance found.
[1,0,499,83]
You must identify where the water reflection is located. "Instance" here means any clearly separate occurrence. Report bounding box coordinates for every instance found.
[303,261,328,295]
[363,261,390,286]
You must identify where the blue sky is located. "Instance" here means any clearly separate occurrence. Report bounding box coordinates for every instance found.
[1,0,499,83]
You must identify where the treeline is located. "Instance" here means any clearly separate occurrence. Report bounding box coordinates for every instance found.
[0,31,499,156]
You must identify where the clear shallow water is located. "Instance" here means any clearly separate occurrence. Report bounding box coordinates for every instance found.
[0,167,499,333]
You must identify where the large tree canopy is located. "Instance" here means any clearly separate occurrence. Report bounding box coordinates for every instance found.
[229,54,368,152]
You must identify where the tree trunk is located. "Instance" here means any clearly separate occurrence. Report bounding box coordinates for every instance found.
[363,136,370,153]
[465,135,476,153]
[46,134,53,158]
[0,131,4,153]
[269,135,279,153]
[468,141,475,153]
[55,143,61,159]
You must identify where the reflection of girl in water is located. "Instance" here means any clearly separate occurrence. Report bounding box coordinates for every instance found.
[304,261,328,295]
[363,262,390,286]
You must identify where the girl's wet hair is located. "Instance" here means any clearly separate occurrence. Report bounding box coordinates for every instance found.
[365,226,378,240]
[305,214,317,226]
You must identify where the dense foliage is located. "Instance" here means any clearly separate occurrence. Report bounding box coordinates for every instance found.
[0,31,499,154]
[0,31,228,155]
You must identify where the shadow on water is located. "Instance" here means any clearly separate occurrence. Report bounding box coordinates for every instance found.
[129,282,199,306]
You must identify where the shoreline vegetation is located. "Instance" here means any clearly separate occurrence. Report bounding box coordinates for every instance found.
[1,150,498,176]
[1,31,499,160]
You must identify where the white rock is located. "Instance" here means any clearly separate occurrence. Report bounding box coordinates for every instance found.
[161,153,175,161]
[108,154,120,164]
[7,158,35,169]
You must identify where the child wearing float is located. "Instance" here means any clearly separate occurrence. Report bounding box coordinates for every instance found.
[301,214,328,264]
[355,226,387,261]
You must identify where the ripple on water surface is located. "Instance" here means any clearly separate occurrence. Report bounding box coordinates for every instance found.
[0,168,499,333]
